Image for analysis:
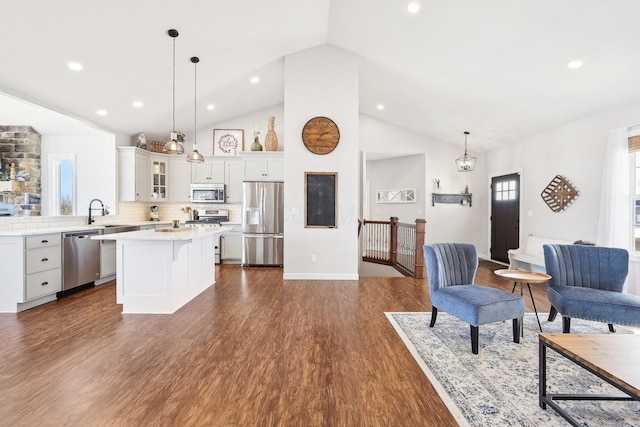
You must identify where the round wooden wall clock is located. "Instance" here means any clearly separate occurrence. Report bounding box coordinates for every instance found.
[302,116,340,155]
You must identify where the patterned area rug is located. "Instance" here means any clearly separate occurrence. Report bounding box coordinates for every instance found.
[387,312,640,426]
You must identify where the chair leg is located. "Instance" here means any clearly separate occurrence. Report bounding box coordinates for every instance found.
[608,323,616,333]
[512,318,521,344]
[429,307,438,327]
[471,325,479,354]
[548,306,558,322]
[562,316,571,333]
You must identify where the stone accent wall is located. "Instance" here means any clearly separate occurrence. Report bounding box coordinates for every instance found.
[0,126,41,216]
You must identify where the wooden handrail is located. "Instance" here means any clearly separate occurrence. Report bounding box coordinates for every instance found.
[360,217,426,279]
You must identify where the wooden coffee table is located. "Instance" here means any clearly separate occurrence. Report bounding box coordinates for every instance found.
[539,333,640,426]
[494,269,551,332]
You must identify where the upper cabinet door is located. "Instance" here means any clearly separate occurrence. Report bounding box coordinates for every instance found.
[241,152,284,181]
[192,158,225,183]
[169,157,191,202]
[134,153,150,201]
[149,156,168,201]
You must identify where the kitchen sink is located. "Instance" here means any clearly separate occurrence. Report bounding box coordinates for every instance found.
[100,225,140,235]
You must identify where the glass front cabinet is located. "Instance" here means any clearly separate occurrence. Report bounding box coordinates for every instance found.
[150,157,167,201]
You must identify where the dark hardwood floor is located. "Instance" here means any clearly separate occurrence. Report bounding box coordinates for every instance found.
[0,264,551,426]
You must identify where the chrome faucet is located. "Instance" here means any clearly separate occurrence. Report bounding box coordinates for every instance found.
[88,199,105,225]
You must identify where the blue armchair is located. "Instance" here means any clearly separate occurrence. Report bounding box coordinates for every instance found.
[423,243,525,354]
[543,244,640,333]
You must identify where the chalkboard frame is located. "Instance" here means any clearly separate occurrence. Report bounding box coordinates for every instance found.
[305,172,338,228]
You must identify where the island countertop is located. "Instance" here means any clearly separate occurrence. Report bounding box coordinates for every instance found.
[92,226,231,241]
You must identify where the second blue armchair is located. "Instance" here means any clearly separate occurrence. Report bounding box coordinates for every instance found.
[544,244,640,333]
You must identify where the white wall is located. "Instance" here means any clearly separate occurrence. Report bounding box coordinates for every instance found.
[41,134,117,217]
[359,114,489,258]
[366,155,425,223]
[486,99,640,295]
[283,45,360,280]
[190,105,285,156]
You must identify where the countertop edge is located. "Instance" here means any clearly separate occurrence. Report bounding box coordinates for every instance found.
[92,226,232,241]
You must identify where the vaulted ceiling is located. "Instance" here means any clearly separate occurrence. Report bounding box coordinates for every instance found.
[2,0,640,151]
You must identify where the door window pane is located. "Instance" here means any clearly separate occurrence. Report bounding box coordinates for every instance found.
[495,180,517,201]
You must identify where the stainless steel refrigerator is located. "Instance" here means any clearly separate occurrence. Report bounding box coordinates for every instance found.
[242,181,284,266]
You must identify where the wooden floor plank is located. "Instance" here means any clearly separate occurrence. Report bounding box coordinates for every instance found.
[0,264,551,426]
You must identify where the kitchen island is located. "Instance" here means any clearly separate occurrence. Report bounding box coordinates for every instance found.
[95,226,230,314]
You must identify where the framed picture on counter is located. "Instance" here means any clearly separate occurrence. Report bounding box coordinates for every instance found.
[213,129,243,156]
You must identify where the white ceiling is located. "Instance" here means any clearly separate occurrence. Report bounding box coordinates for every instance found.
[1,0,640,152]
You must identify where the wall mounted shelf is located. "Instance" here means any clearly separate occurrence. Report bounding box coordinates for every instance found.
[432,193,472,207]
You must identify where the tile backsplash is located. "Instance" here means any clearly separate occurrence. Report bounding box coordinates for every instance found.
[0,202,241,231]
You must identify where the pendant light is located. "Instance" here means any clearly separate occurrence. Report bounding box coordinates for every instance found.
[162,28,185,155]
[455,131,477,172]
[186,56,204,163]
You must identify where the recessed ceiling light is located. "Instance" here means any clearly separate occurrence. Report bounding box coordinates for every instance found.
[206,104,216,110]
[377,104,385,111]
[96,110,108,116]
[407,2,420,13]
[132,101,143,108]
[567,60,584,69]
[250,76,260,84]
[67,62,83,71]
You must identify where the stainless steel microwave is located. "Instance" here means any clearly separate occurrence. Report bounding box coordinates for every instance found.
[191,183,225,203]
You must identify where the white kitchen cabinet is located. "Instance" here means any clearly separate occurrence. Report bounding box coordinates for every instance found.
[192,158,225,183]
[225,159,243,203]
[241,152,284,181]
[0,232,62,312]
[119,147,151,202]
[24,233,62,300]
[120,147,184,202]
[149,155,168,201]
[135,153,150,201]
[220,225,242,263]
[169,157,191,202]
[119,147,153,202]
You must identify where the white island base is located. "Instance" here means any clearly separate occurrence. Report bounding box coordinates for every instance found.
[97,227,229,314]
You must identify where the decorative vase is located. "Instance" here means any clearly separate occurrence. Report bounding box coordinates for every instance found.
[264,116,278,151]
[251,136,263,151]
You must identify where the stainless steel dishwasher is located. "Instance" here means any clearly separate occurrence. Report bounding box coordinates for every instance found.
[62,229,101,291]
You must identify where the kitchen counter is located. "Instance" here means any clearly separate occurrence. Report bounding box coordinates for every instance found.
[95,226,230,314]
[0,221,171,236]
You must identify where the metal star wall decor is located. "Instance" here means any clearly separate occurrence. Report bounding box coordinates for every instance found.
[541,175,580,212]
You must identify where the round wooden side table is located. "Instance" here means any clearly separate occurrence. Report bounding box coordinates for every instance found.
[494,269,552,332]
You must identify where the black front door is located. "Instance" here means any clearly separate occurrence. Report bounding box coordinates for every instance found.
[490,173,520,263]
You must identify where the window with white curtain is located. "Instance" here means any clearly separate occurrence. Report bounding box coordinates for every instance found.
[49,154,76,216]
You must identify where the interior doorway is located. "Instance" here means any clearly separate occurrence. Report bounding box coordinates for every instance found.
[490,173,520,263]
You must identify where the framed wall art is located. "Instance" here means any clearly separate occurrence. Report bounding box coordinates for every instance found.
[213,129,243,156]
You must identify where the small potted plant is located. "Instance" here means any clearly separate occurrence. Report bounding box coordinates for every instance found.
[250,127,263,151]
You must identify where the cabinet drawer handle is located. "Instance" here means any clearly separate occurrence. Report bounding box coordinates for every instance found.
[41,257,49,262]
[41,281,49,286]
[41,239,49,243]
